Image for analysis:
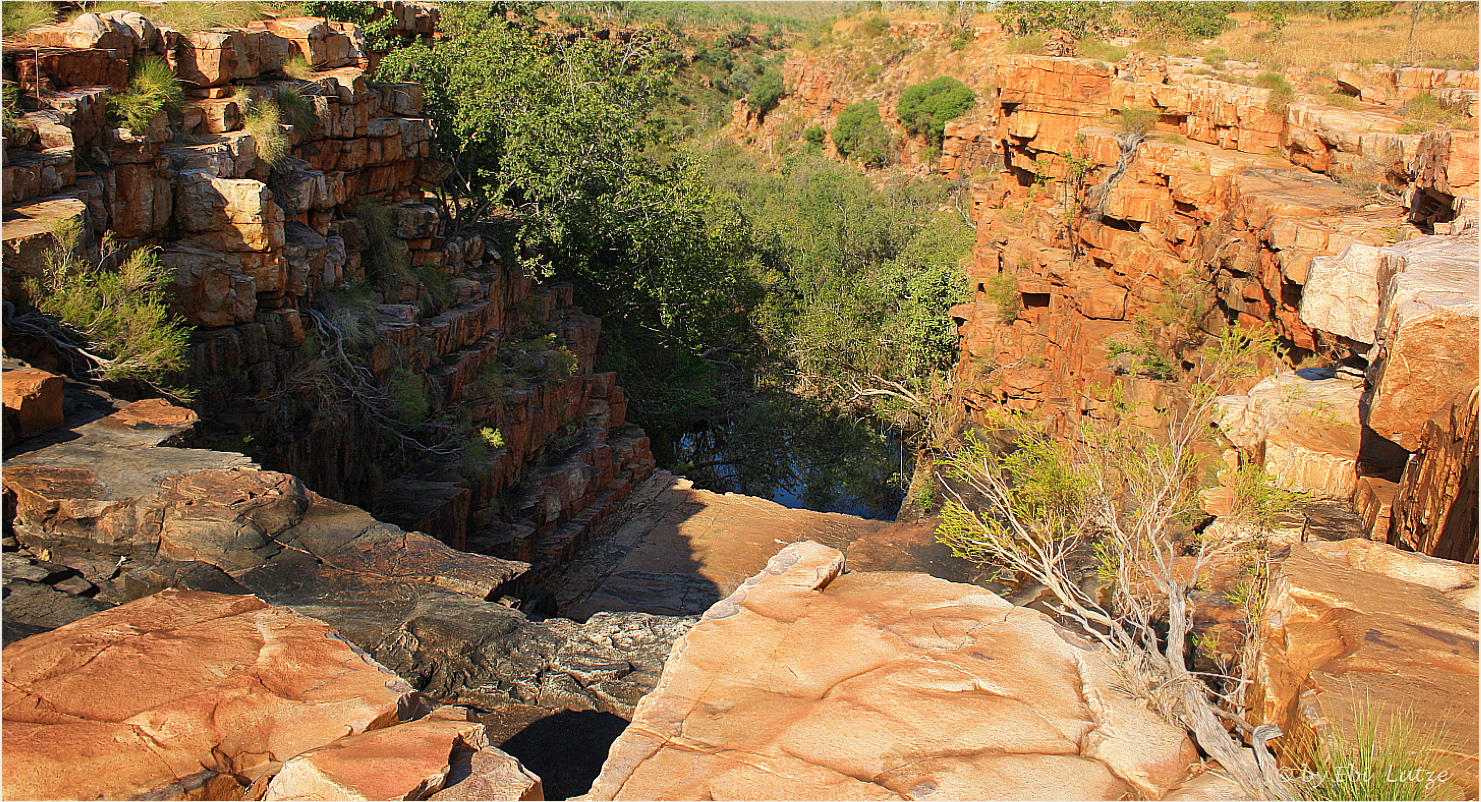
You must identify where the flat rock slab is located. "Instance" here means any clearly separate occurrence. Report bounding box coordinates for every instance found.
[264,707,540,801]
[2,590,421,800]
[1252,539,1480,797]
[556,472,890,619]
[587,542,1199,801]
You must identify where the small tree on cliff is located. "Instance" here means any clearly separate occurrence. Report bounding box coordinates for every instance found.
[896,76,975,148]
[10,221,192,396]
[936,323,1294,800]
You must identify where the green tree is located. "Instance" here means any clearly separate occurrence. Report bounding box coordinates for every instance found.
[746,67,784,114]
[1128,1,1237,39]
[830,99,893,167]
[896,76,975,146]
[377,6,754,350]
[996,1,1118,37]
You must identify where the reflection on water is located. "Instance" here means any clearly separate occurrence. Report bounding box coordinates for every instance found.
[671,390,910,520]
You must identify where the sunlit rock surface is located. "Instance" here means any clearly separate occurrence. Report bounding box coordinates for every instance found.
[587,542,1200,801]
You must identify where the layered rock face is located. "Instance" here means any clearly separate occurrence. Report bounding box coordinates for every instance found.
[588,542,1204,801]
[1250,539,1480,797]
[934,53,1477,561]
[2,6,656,584]
[0,377,692,744]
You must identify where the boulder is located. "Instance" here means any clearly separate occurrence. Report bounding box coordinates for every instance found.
[1250,539,1479,798]
[1214,368,1373,498]
[1365,233,1480,450]
[1,590,421,800]
[587,542,1200,801]
[2,368,66,440]
[264,708,540,801]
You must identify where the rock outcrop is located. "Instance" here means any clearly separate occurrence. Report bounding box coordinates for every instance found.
[2,590,422,800]
[587,542,1202,801]
[1250,539,1479,797]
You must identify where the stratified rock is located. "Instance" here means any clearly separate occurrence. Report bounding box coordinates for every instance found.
[1365,233,1480,450]
[1250,539,1479,797]
[264,708,539,801]
[1389,384,1479,561]
[587,542,1199,801]
[2,590,422,800]
[2,368,66,440]
[1214,368,1396,498]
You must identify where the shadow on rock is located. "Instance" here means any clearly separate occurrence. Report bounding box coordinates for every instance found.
[497,710,630,800]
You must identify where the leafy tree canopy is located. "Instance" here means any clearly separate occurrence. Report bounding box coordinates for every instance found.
[830,99,893,167]
[897,76,975,146]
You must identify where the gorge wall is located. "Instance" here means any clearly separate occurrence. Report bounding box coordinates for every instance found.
[2,3,654,583]
[744,24,1478,563]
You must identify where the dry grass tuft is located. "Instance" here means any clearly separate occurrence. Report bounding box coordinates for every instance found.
[1226,14,1478,72]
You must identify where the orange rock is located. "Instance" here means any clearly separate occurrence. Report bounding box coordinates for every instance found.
[2,590,420,800]
[2,368,66,439]
[587,542,1200,801]
[263,709,541,801]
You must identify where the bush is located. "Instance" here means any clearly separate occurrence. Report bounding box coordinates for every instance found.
[1106,106,1157,135]
[746,68,784,114]
[274,86,317,129]
[107,56,181,133]
[802,125,824,145]
[896,76,975,146]
[857,14,890,38]
[387,367,430,426]
[1255,71,1295,113]
[1078,36,1129,62]
[356,199,413,293]
[986,274,1019,321]
[22,222,191,387]
[281,53,316,81]
[241,92,287,167]
[68,2,268,33]
[997,1,1117,38]
[831,100,892,167]
[1128,1,1236,40]
[3,1,53,39]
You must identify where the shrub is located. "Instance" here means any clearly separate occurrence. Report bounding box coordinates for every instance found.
[1255,71,1296,114]
[802,125,824,145]
[896,76,975,146]
[3,1,53,39]
[274,86,318,129]
[1400,91,1461,127]
[107,56,182,133]
[68,2,268,33]
[281,53,317,81]
[1106,106,1157,135]
[746,68,784,114]
[830,99,892,167]
[1319,1,1398,20]
[356,199,413,293]
[387,366,429,426]
[21,222,192,387]
[997,1,1117,38]
[1129,1,1235,40]
[986,274,1019,321]
[241,93,287,167]
[1078,36,1129,63]
[857,14,890,38]
[1325,90,1360,109]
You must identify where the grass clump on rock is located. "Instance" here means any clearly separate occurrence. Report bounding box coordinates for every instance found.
[107,56,182,133]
